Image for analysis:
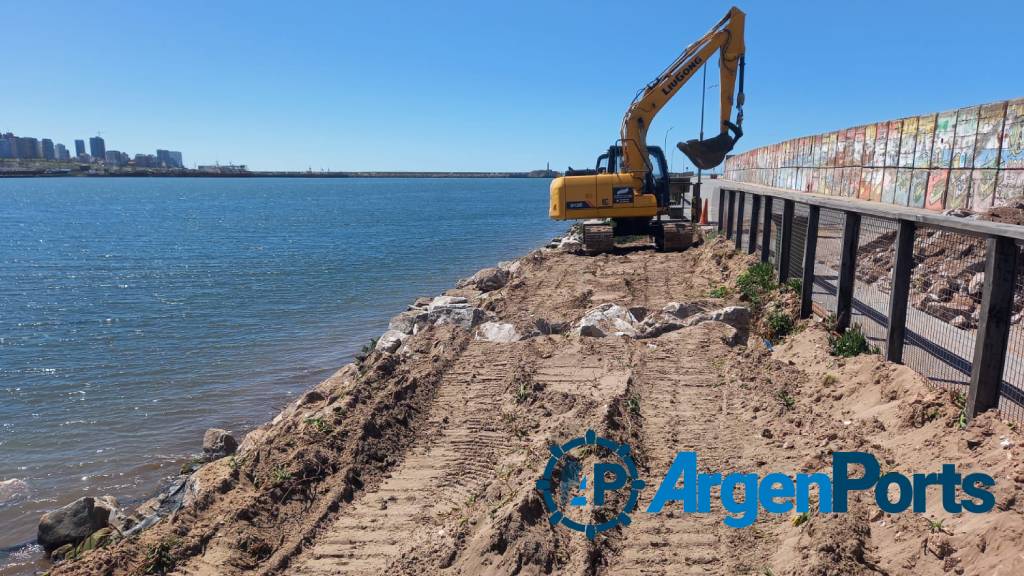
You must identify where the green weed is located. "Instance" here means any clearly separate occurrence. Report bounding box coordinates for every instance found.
[270,465,292,486]
[304,416,332,435]
[142,538,180,575]
[736,262,777,306]
[829,324,877,357]
[776,389,796,410]
[765,308,794,342]
[709,285,730,298]
[784,278,802,294]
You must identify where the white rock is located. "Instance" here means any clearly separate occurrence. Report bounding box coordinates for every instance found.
[576,303,638,338]
[428,306,488,329]
[388,310,428,335]
[969,272,985,296]
[375,329,409,353]
[428,295,469,311]
[475,322,521,343]
[682,306,751,330]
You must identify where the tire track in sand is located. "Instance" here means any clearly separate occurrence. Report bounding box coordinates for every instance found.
[602,326,774,575]
[291,340,522,575]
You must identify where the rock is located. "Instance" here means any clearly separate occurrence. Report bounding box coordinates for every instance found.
[558,235,583,253]
[74,526,115,555]
[682,306,751,331]
[661,301,707,320]
[951,315,971,329]
[375,329,410,353]
[576,303,638,338]
[0,478,30,505]
[94,495,131,534]
[38,497,110,553]
[460,267,509,292]
[475,321,521,343]
[50,543,75,562]
[428,295,469,310]
[637,317,685,339]
[388,310,428,335]
[428,305,488,329]
[498,260,522,276]
[534,318,569,335]
[969,272,985,296]
[202,428,238,460]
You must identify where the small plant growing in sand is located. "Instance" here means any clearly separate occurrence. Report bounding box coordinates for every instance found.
[952,392,968,430]
[515,381,530,404]
[776,389,796,410]
[627,395,641,416]
[142,537,180,575]
[791,511,810,527]
[736,262,777,305]
[304,416,332,435]
[270,465,292,486]
[784,278,802,294]
[927,517,951,534]
[355,338,378,364]
[828,324,877,357]
[709,285,730,298]
[822,373,838,386]
[765,308,794,342]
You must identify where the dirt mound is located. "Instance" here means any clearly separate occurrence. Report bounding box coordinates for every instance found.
[50,238,1024,576]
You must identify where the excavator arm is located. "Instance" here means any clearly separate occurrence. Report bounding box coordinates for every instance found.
[620,6,746,175]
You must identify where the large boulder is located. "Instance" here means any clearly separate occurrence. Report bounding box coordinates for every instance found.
[427,295,469,311]
[388,310,428,335]
[375,329,409,353]
[475,321,521,343]
[682,306,751,331]
[576,303,639,338]
[464,267,510,292]
[428,305,488,329]
[0,478,30,506]
[37,497,110,553]
[202,428,238,461]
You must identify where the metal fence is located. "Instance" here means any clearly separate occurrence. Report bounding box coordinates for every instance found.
[714,182,1024,424]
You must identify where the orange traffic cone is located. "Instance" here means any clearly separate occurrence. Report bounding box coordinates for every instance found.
[699,198,709,225]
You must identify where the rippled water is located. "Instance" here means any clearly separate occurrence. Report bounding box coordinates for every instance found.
[0,177,564,571]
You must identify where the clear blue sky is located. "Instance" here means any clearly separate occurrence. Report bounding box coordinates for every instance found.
[3,1,1021,172]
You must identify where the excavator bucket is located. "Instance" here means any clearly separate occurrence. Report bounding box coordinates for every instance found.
[677,121,743,171]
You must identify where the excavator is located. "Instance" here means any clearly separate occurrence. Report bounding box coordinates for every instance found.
[549,6,746,254]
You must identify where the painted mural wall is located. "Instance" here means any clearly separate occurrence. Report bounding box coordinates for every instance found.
[723,98,1024,212]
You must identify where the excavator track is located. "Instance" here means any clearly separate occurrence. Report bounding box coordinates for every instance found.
[582,222,614,255]
[654,221,693,252]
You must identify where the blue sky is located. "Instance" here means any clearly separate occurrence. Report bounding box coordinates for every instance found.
[3,1,1022,172]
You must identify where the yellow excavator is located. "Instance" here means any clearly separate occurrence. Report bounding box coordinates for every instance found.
[549,6,746,253]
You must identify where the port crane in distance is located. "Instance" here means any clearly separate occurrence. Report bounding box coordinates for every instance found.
[549,6,746,254]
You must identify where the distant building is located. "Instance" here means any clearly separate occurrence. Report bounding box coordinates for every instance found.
[104,150,129,166]
[156,149,184,168]
[133,153,158,167]
[15,137,39,159]
[0,133,14,158]
[55,143,70,161]
[198,164,247,174]
[89,136,106,161]
[74,139,86,157]
[41,139,55,160]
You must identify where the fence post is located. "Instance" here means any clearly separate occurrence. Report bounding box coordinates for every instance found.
[760,196,773,263]
[717,188,726,232]
[799,205,820,318]
[885,220,916,363]
[748,194,760,254]
[735,191,746,250]
[726,190,736,240]
[777,199,795,283]
[691,181,702,226]
[835,212,861,333]
[967,236,1018,419]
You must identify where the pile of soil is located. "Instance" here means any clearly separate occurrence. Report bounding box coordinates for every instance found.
[49,236,1024,576]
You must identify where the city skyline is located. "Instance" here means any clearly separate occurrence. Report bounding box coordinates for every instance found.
[0,129,184,169]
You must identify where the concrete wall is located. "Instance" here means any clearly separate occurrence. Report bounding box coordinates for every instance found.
[723,98,1024,212]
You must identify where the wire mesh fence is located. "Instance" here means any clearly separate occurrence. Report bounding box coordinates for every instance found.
[811,208,845,316]
[1000,241,1024,423]
[900,226,985,393]
[850,217,897,348]
[722,186,1024,425]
